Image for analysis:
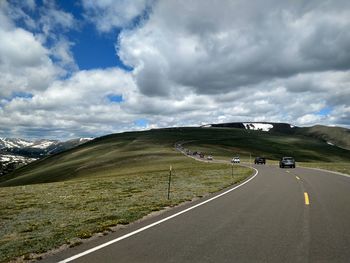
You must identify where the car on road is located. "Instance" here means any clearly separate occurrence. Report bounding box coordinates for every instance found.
[279,157,296,168]
[254,157,266,165]
[207,155,213,160]
[231,157,240,163]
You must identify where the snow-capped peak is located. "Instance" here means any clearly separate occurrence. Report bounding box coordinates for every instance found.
[0,138,34,149]
[243,123,273,132]
[31,140,58,149]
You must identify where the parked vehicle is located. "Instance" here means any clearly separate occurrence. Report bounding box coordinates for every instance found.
[231,157,240,163]
[254,157,266,164]
[279,157,296,168]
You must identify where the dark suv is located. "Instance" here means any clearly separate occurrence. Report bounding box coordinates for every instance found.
[254,157,266,164]
[279,157,296,168]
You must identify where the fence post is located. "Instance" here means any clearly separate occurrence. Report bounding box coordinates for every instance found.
[167,165,172,200]
[231,163,234,184]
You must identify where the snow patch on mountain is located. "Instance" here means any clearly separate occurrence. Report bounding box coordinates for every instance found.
[0,137,93,151]
[79,138,93,142]
[0,138,33,149]
[243,123,274,132]
[31,141,57,149]
[0,154,37,163]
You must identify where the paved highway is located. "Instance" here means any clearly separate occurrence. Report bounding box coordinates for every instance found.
[43,165,350,262]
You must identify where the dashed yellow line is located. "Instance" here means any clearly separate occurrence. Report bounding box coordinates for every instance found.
[296,176,300,180]
[304,192,310,205]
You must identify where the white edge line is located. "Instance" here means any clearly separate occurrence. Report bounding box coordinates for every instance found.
[59,167,259,263]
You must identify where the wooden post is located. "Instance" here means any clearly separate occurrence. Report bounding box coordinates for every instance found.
[167,165,172,200]
[231,163,234,184]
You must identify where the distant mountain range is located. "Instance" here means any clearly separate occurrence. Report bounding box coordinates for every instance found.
[201,122,350,150]
[0,137,93,158]
[0,137,93,176]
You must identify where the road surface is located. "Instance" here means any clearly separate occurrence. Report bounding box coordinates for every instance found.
[42,165,350,263]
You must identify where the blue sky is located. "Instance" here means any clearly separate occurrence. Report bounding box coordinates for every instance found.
[25,1,131,71]
[317,107,333,116]
[0,0,349,140]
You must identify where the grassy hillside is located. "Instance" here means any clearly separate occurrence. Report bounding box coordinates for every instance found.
[297,125,350,150]
[1,127,350,187]
[1,127,255,262]
[1,126,350,261]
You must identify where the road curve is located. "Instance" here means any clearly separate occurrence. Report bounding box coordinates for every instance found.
[42,165,350,263]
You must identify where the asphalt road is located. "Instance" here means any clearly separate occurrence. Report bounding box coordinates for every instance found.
[43,165,350,263]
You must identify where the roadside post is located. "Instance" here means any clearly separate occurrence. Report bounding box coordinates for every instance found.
[231,163,234,184]
[167,165,172,200]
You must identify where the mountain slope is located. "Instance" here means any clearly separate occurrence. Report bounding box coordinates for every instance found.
[1,127,350,187]
[297,125,350,150]
[0,138,93,158]
[0,138,34,149]
[203,122,350,149]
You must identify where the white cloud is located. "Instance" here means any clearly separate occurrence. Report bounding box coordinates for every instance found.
[1,0,350,140]
[117,0,350,127]
[296,114,324,126]
[38,1,76,39]
[0,0,78,99]
[0,23,58,97]
[50,38,78,72]
[119,0,350,95]
[82,0,153,32]
[0,68,139,139]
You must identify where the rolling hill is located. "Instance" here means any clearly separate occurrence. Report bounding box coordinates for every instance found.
[1,126,350,187]
[204,122,350,150]
[297,125,350,150]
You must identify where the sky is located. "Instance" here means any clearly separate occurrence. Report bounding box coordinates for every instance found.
[0,0,350,140]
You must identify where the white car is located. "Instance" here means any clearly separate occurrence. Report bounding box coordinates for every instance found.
[231,157,240,163]
[207,155,213,160]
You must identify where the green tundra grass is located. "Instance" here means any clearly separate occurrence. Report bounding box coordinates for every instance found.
[0,128,254,262]
[1,127,350,262]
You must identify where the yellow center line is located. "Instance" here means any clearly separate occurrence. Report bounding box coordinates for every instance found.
[296,176,300,180]
[304,192,310,205]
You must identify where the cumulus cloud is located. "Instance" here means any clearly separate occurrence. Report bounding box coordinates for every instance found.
[1,0,350,139]
[0,68,138,139]
[36,1,78,72]
[116,0,350,127]
[0,9,58,97]
[82,0,154,32]
[0,0,78,99]
[119,0,350,95]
